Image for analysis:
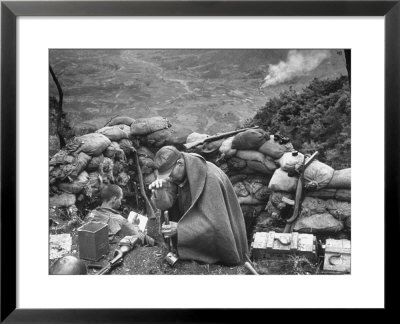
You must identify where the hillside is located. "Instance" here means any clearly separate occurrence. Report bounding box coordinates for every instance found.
[49,49,347,135]
[247,76,351,169]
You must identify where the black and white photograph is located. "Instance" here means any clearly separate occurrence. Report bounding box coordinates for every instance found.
[48,49,351,276]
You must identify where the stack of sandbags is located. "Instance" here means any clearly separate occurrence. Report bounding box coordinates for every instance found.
[232,175,271,205]
[49,126,158,224]
[292,197,350,233]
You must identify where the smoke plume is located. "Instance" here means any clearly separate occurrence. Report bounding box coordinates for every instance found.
[260,50,331,88]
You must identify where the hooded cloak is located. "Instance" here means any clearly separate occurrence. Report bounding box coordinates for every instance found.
[167,153,249,265]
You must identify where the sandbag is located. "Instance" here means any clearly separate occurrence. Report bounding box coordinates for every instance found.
[236,150,265,163]
[64,137,84,154]
[229,174,248,184]
[145,128,170,147]
[104,142,126,161]
[301,197,328,215]
[99,157,114,183]
[335,189,351,202]
[130,117,170,136]
[144,172,157,186]
[305,188,351,202]
[278,151,305,172]
[270,191,294,210]
[243,175,269,193]
[49,150,75,166]
[85,172,102,197]
[49,193,76,208]
[268,169,298,192]
[227,157,247,171]
[75,133,111,156]
[69,152,91,179]
[137,146,155,159]
[293,213,344,233]
[118,139,135,156]
[113,160,124,176]
[327,168,351,189]
[139,156,156,170]
[231,128,268,150]
[304,160,334,190]
[58,171,89,194]
[186,132,209,144]
[258,135,294,159]
[246,159,277,175]
[161,126,192,146]
[306,189,337,200]
[200,139,225,156]
[116,172,130,187]
[233,182,250,197]
[237,167,257,175]
[96,125,130,141]
[86,154,105,172]
[49,164,76,184]
[264,156,279,173]
[108,116,135,126]
[325,199,351,221]
[265,201,282,218]
[219,136,237,157]
[254,187,271,202]
[238,195,264,205]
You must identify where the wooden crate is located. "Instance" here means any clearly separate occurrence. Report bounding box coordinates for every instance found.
[251,231,317,260]
[323,239,351,273]
[250,232,269,259]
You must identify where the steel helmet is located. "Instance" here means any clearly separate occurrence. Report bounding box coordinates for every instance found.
[50,255,87,275]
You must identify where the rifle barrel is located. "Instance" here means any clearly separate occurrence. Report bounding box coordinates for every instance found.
[183,126,259,149]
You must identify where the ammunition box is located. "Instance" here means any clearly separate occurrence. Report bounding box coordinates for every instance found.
[251,231,317,261]
[78,222,109,261]
[323,239,351,273]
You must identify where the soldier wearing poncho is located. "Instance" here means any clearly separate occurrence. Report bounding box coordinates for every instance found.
[149,146,248,265]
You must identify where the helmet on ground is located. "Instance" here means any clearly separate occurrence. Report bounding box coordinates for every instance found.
[50,255,87,275]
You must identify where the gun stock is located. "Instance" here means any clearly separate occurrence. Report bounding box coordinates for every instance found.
[183,126,260,150]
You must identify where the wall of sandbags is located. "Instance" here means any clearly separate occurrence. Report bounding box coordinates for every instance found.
[185,128,351,240]
[49,115,351,240]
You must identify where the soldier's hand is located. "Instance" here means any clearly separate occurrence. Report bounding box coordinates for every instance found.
[161,221,178,238]
[149,179,167,190]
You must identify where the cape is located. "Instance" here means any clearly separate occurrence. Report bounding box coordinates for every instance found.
[174,153,249,265]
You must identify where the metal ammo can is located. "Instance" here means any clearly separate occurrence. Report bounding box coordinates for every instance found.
[77,222,109,261]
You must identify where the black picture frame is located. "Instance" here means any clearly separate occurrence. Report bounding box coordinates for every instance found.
[1,0,399,322]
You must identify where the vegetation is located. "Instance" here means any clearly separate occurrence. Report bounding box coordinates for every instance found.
[246,76,351,169]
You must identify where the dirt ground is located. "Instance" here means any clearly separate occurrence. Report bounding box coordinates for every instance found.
[51,219,325,276]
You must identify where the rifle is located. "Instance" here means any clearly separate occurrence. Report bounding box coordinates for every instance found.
[96,235,141,275]
[132,148,156,220]
[283,151,319,233]
[183,126,260,150]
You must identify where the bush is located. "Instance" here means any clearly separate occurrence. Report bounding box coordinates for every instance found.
[246,76,350,169]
